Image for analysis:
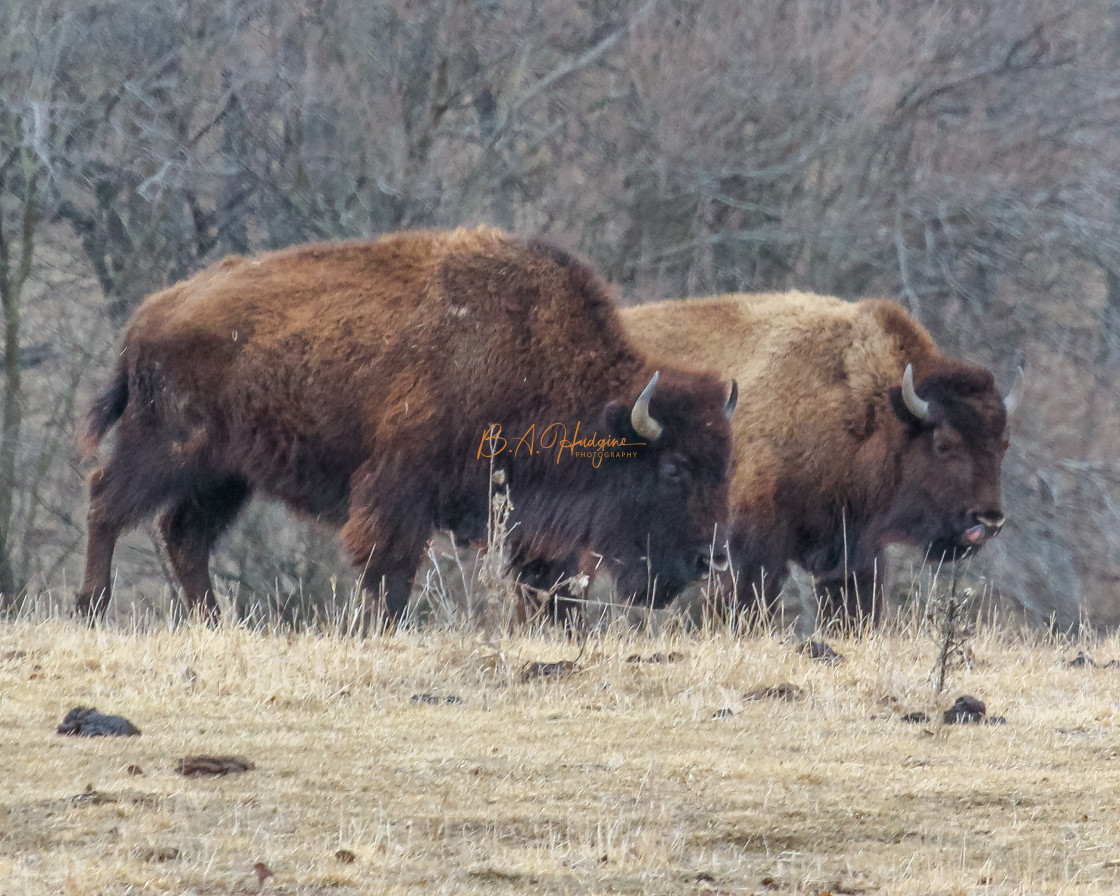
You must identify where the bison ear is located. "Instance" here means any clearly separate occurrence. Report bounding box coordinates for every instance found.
[601,401,635,438]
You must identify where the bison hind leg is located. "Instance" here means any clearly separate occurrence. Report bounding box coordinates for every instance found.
[77,455,188,622]
[159,476,252,624]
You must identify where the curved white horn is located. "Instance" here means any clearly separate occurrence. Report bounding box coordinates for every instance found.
[901,363,930,421]
[1003,366,1024,415]
[631,371,663,441]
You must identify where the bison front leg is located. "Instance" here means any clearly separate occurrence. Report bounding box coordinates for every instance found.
[341,466,432,634]
[698,561,784,632]
[510,553,586,629]
[814,565,885,630]
[718,526,792,630]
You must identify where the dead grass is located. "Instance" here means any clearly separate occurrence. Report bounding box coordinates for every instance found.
[1,613,1119,895]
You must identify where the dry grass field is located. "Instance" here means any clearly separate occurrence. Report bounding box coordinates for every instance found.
[1,611,1118,895]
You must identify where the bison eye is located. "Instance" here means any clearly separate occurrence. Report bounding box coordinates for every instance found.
[932,428,963,458]
[659,454,690,486]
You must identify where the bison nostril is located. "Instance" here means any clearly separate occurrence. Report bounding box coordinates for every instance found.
[697,548,730,576]
[974,511,1005,532]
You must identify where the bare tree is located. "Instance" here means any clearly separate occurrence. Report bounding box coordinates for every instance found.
[3,0,1120,624]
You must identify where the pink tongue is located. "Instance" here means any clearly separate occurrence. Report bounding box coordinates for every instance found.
[963,524,987,545]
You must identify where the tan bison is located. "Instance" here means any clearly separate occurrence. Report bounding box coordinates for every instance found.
[622,291,1018,622]
[78,228,736,625]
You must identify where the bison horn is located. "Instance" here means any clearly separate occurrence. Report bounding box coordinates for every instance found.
[724,379,738,419]
[901,364,931,421]
[1003,366,1024,415]
[631,371,663,441]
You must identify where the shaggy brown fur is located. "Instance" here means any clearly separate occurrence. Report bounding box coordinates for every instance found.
[78,228,735,625]
[622,291,1012,622]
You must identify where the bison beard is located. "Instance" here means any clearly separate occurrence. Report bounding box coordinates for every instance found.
[621,291,1014,626]
[76,228,734,627]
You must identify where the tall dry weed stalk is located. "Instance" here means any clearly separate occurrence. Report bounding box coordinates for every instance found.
[475,467,523,627]
[927,564,975,694]
[416,456,524,633]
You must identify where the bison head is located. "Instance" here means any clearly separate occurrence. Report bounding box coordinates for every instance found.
[581,369,736,607]
[883,362,1016,563]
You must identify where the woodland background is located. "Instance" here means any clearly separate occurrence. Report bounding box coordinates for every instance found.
[2,0,1119,628]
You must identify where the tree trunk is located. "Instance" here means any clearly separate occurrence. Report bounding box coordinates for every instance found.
[0,164,38,611]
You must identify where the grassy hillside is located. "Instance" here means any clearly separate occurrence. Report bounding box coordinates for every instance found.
[1,615,1118,895]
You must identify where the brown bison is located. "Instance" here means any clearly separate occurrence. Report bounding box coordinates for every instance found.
[77,228,736,625]
[622,291,1019,622]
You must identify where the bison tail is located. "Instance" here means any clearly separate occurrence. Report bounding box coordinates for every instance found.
[82,360,129,454]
